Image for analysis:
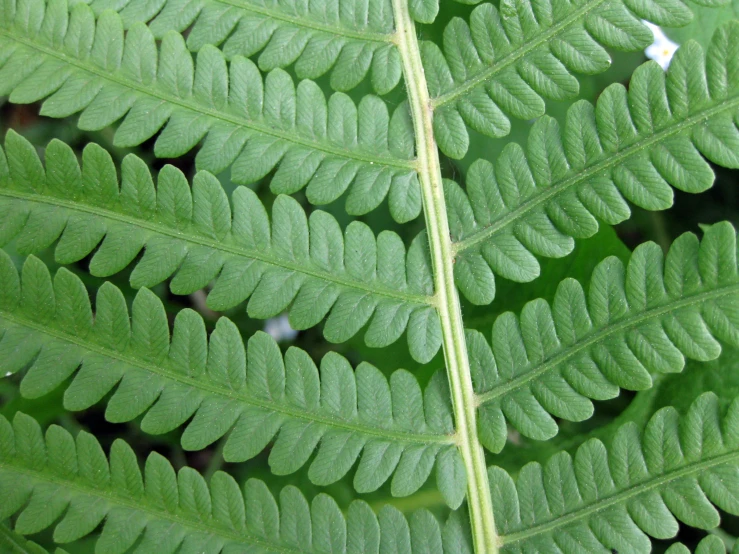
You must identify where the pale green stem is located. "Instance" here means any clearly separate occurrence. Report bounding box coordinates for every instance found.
[390,3,498,552]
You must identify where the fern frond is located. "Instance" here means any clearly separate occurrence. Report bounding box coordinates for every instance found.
[0,131,442,361]
[425,0,732,157]
[0,251,463,502]
[0,0,422,222]
[666,535,734,554]
[450,25,739,303]
[0,412,469,552]
[492,393,739,552]
[90,0,402,94]
[469,223,739,452]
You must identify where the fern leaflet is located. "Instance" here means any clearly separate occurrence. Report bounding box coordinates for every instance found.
[492,393,739,552]
[424,0,731,157]
[450,25,739,304]
[469,223,739,452]
[0,251,465,503]
[0,412,472,552]
[85,0,402,93]
[0,131,442,361]
[0,0,422,222]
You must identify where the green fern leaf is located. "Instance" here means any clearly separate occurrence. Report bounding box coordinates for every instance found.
[451,25,739,303]
[408,0,438,24]
[2,0,739,549]
[86,0,402,93]
[493,393,739,552]
[0,412,470,552]
[0,0,422,222]
[0,131,441,361]
[470,223,739,452]
[0,251,463,502]
[426,0,732,157]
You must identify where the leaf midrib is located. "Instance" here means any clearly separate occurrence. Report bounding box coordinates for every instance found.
[498,448,739,546]
[0,188,432,305]
[211,0,394,42]
[0,461,300,554]
[430,0,609,108]
[0,311,452,445]
[453,94,739,254]
[391,0,498,549]
[0,29,415,171]
[477,283,738,405]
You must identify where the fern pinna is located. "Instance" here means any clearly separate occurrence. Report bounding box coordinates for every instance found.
[0,0,739,548]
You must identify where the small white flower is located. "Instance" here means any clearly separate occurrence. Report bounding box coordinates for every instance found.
[643,21,680,70]
[264,314,299,342]
[4,371,12,377]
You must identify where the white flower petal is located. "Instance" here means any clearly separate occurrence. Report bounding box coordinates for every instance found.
[264,314,299,342]
[643,20,680,70]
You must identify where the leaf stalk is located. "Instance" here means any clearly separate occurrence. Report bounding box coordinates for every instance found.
[390,3,499,552]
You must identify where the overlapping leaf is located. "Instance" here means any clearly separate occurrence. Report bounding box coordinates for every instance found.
[666,535,735,554]
[0,131,443,362]
[492,393,739,552]
[0,412,473,552]
[450,25,739,304]
[86,0,402,93]
[425,0,731,158]
[0,523,63,554]
[653,345,739,415]
[0,0,422,222]
[408,0,439,23]
[469,223,739,452]
[0,252,464,502]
